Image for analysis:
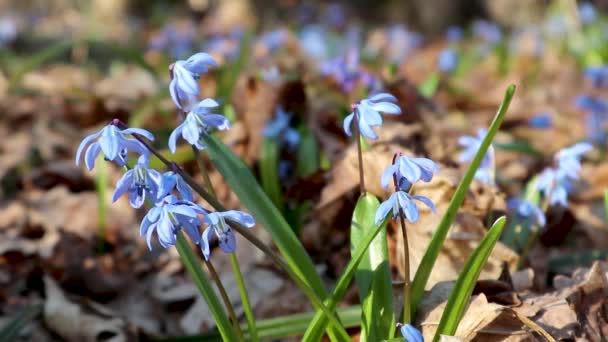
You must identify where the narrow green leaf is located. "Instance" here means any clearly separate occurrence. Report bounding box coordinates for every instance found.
[95,155,108,254]
[418,72,440,97]
[494,141,543,158]
[350,194,394,341]
[301,217,389,341]
[0,304,42,342]
[154,305,362,342]
[175,233,239,342]
[547,249,608,274]
[297,125,320,177]
[433,216,507,341]
[259,138,283,210]
[410,85,516,317]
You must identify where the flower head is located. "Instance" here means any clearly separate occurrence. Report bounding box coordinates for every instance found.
[75,124,154,171]
[375,190,436,225]
[579,3,597,25]
[158,171,193,201]
[458,128,496,184]
[584,66,608,88]
[169,52,217,109]
[507,197,546,228]
[536,168,570,207]
[555,142,592,179]
[168,98,230,152]
[263,106,300,149]
[446,26,464,43]
[528,113,553,129]
[201,210,255,260]
[473,20,502,44]
[381,155,439,190]
[140,195,207,250]
[148,22,195,59]
[112,156,161,208]
[397,323,423,342]
[343,93,401,140]
[438,48,458,73]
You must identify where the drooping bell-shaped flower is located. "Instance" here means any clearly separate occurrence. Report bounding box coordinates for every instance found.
[169,52,217,109]
[168,98,231,152]
[112,156,161,208]
[200,210,255,260]
[343,93,401,140]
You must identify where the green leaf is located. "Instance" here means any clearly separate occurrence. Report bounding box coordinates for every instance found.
[175,234,239,341]
[259,138,283,210]
[0,304,42,342]
[297,125,320,177]
[154,305,362,342]
[433,216,507,341]
[418,72,440,97]
[95,155,108,254]
[301,216,389,341]
[502,176,540,250]
[202,135,349,341]
[351,194,394,341]
[494,141,543,158]
[410,85,516,318]
[547,249,608,274]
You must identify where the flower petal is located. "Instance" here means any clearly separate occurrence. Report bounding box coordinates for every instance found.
[222,210,255,228]
[75,131,101,166]
[122,128,155,141]
[112,170,134,203]
[375,195,395,225]
[380,164,399,190]
[84,143,101,171]
[168,123,185,153]
[343,113,355,137]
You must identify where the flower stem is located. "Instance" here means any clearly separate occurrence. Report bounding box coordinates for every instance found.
[229,253,259,342]
[517,195,551,270]
[398,214,412,325]
[204,258,245,341]
[353,115,366,194]
[192,146,217,198]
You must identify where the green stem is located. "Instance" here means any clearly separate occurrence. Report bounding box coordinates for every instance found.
[193,146,217,198]
[229,254,259,342]
[175,233,240,341]
[353,114,366,194]
[204,259,245,341]
[398,214,411,325]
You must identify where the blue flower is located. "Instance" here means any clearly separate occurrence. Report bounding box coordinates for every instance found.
[385,25,424,63]
[140,195,207,250]
[257,29,289,53]
[584,66,608,88]
[555,142,592,179]
[438,48,458,73]
[169,52,217,110]
[263,107,300,149]
[473,20,502,44]
[299,25,328,60]
[201,210,255,260]
[381,155,439,190]
[575,95,608,113]
[397,323,423,342]
[458,128,489,163]
[579,3,597,25]
[343,93,401,140]
[168,98,230,152]
[375,190,436,225]
[112,156,161,208]
[507,197,546,227]
[446,26,464,43]
[536,168,570,207]
[528,113,553,129]
[148,22,195,59]
[585,110,607,144]
[75,124,154,171]
[158,171,193,201]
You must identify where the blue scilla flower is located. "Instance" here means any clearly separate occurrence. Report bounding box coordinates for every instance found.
[575,95,608,113]
[528,113,553,129]
[375,190,436,225]
[201,210,255,260]
[585,110,607,144]
[148,22,195,59]
[381,155,439,190]
[385,25,424,64]
[344,93,401,140]
[473,20,502,44]
[438,48,458,73]
[397,323,423,342]
[299,25,328,60]
[140,195,207,250]
[168,98,231,152]
[169,52,217,110]
[584,66,608,88]
[507,197,546,228]
[158,171,193,201]
[263,107,300,149]
[458,128,491,164]
[112,156,161,209]
[446,25,464,43]
[555,142,592,179]
[75,124,154,171]
[257,29,289,53]
[579,3,597,25]
[536,168,570,207]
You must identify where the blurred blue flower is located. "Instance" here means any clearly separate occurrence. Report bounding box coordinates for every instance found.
[257,29,289,53]
[375,190,436,225]
[584,66,608,88]
[202,34,240,62]
[170,52,217,110]
[585,110,608,144]
[158,171,193,201]
[507,197,546,228]
[75,124,153,171]
[0,16,17,47]
[264,106,300,149]
[299,25,328,60]
[576,95,608,113]
[446,25,464,43]
[473,20,502,44]
[438,48,458,73]
[140,195,207,250]
[397,323,423,342]
[536,168,570,207]
[112,156,161,208]
[322,3,346,29]
[381,155,439,190]
[201,210,255,260]
[344,93,401,140]
[579,3,597,25]
[168,98,230,152]
[458,128,490,164]
[148,22,194,59]
[528,113,553,129]
[555,142,592,179]
[385,24,424,64]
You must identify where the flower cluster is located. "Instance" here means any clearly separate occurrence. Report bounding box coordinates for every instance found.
[577,66,608,144]
[507,197,546,228]
[536,142,592,207]
[75,52,255,260]
[458,128,495,185]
